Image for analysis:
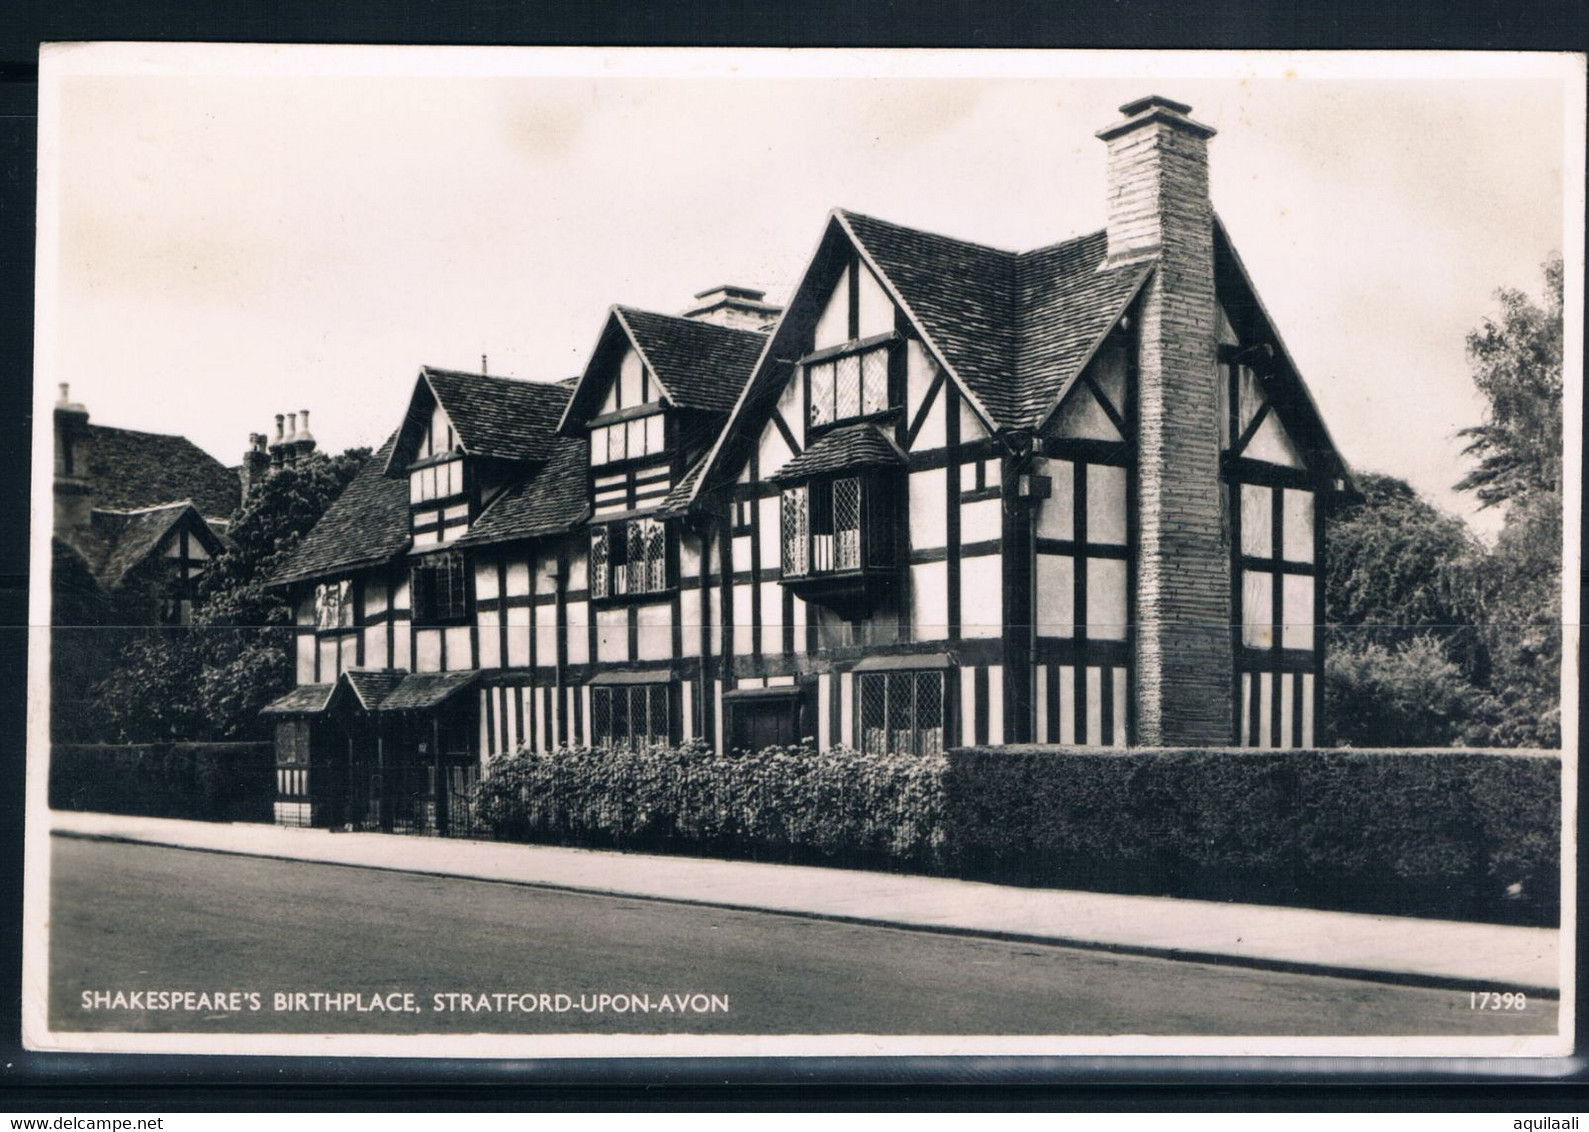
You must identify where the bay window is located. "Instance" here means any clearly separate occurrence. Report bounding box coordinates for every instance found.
[590,516,671,600]
[780,477,865,577]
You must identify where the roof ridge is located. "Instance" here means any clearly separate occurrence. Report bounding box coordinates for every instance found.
[422,365,573,392]
[615,304,770,340]
[1015,227,1109,260]
[91,499,196,517]
[836,207,1024,260]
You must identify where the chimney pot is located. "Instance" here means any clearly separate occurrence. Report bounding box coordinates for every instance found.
[273,414,285,444]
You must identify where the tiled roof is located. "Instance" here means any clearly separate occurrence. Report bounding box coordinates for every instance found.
[82,424,241,521]
[840,211,1019,427]
[841,210,1151,430]
[272,434,411,586]
[342,669,408,711]
[420,368,571,463]
[90,503,197,588]
[376,670,481,713]
[656,453,708,519]
[1015,231,1152,425]
[770,423,905,483]
[615,307,766,413]
[455,434,591,548]
[260,683,337,715]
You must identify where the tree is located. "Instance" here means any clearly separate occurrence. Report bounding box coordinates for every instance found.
[1457,255,1564,507]
[1323,473,1495,745]
[92,448,369,743]
[1457,256,1564,748]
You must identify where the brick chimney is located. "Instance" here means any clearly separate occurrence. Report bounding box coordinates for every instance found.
[682,284,782,332]
[241,432,270,501]
[293,408,316,460]
[53,383,93,538]
[1098,95,1232,745]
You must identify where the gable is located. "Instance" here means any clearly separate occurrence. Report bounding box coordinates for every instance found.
[559,307,766,435]
[1213,216,1353,488]
[386,368,568,474]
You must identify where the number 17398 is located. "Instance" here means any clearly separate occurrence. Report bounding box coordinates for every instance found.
[1471,991,1528,1010]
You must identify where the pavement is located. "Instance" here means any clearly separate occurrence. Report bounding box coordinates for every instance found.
[47,809,1563,996]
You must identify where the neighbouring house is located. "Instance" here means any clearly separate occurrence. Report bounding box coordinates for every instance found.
[51,387,325,739]
[261,95,1354,831]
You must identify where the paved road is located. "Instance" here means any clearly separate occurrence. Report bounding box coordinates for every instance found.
[49,836,1555,1037]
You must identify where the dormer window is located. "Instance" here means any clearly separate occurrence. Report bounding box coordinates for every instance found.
[805,335,896,431]
[410,456,470,546]
[589,412,665,468]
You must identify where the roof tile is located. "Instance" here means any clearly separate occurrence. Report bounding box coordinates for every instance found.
[770,423,905,483]
[616,308,766,413]
[272,434,411,585]
[81,424,241,521]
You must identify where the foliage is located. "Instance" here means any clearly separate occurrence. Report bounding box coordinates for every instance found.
[50,742,275,823]
[1457,254,1564,507]
[1323,635,1495,749]
[89,448,369,743]
[1324,472,1488,675]
[1321,257,1564,749]
[474,740,949,870]
[473,739,1559,925]
[1455,256,1564,748]
[947,745,1559,925]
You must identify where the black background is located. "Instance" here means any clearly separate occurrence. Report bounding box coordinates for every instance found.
[1,0,1585,1113]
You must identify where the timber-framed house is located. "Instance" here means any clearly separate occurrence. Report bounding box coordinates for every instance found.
[262,95,1354,829]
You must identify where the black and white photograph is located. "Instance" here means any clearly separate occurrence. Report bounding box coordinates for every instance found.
[21,45,1582,1059]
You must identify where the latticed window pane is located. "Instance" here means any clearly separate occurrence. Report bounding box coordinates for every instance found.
[834,353,861,420]
[647,685,669,744]
[642,518,667,592]
[591,688,612,747]
[833,478,861,570]
[860,348,889,413]
[626,522,645,595]
[781,486,809,576]
[590,527,609,599]
[810,363,834,426]
[859,674,888,755]
[914,672,944,755]
[888,671,915,753]
[441,553,468,619]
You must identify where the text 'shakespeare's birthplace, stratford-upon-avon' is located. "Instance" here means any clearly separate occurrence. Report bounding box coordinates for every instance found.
[253,95,1354,830]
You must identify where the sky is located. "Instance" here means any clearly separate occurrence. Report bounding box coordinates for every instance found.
[37,48,1583,541]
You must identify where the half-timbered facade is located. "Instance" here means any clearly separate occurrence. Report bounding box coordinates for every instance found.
[263,95,1353,828]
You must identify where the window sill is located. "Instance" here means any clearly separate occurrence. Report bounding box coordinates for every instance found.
[590,588,677,609]
[806,407,901,438]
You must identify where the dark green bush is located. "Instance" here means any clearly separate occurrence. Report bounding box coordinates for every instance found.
[475,740,1559,925]
[50,742,274,823]
[474,740,948,870]
[947,746,1559,925]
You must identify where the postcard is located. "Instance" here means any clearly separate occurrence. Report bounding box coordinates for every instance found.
[23,43,1583,1061]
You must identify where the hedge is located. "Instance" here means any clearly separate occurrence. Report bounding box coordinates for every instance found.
[50,742,275,824]
[947,746,1559,926]
[474,741,1559,926]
